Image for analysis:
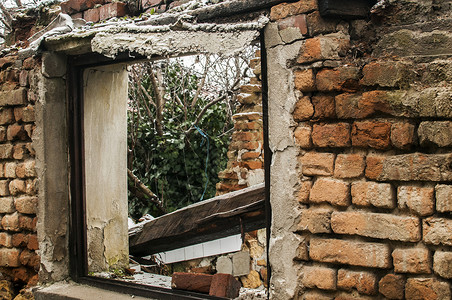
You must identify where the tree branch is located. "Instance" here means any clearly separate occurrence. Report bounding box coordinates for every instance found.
[190,54,209,109]
[0,3,13,27]
[149,66,165,136]
[127,169,166,214]
[185,94,226,136]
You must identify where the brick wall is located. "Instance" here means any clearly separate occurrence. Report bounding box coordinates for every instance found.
[268,0,452,298]
[0,52,39,289]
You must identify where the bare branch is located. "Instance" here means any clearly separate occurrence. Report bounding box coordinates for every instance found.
[190,54,209,108]
[0,3,13,26]
[14,0,22,8]
[185,94,226,136]
[149,66,165,136]
[128,169,166,214]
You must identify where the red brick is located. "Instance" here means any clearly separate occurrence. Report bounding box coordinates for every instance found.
[360,61,408,87]
[351,181,395,208]
[18,215,36,231]
[12,233,28,248]
[309,178,350,207]
[0,108,14,125]
[297,208,332,233]
[0,56,16,69]
[300,291,331,300]
[71,12,83,19]
[312,123,350,148]
[171,272,213,293]
[296,181,312,203]
[240,160,263,170]
[60,0,105,14]
[84,7,100,23]
[270,0,317,20]
[379,274,405,300]
[331,211,421,242]
[391,122,416,149]
[0,144,13,160]
[337,269,377,295]
[435,184,452,213]
[297,36,349,64]
[240,84,261,94]
[351,121,392,149]
[2,213,19,231]
[99,2,128,21]
[405,278,451,300]
[15,160,36,179]
[22,105,35,123]
[302,266,336,290]
[294,70,316,92]
[0,248,20,267]
[312,94,335,120]
[0,180,10,196]
[19,249,40,268]
[392,248,431,274]
[299,152,334,176]
[277,14,308,35]
[397,186,434,216]
[27,234,38,250]
[26,179,37,196]
[335,91,393,119]
[22,58,36,70]
[292,96,314,121]
[310,238,391,268]
[208,273,241,298]
[0,232,12,247]
[334,154,365,178]
[0,89,27,106]
[423,217,452,246]
[316,67,360,92]
[295,240,309,261]
[433,251,452,279]
[240,151,261,160]
[293,124,312,148]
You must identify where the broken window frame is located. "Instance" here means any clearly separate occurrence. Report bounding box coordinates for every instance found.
[67,31,272,299]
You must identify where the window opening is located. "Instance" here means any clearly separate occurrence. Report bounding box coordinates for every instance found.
[81,42,268,298]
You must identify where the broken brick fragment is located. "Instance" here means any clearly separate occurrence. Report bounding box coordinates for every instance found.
[171,272,212,294]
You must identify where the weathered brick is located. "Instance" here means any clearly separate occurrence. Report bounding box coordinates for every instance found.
[0,89,27,106]
[2,212,19,231]
[435,184,452,213]
[0,108,13,125]
[351,181,395,209]
[0,144,13,159]
[312,123,350,148]
[22,105,35,123]
[331,211,421,242]
[18,215,36,231]
[334,154,365,178]
[299,152,334,176]
[22,58,36,70]
[361,61,409,87]
[293,96,314,120]
[296,181,312,203]
[379,274,405,300]
[433,251,452,279]
[0,56,16,69]
[277,14,308,42]
[405,278,451,300]
[0,180,10,196]
[418,121,452,147]
[0,232,12,247]
[300,291,332,300]
[392,248,431,274]
[60,0,105,14]
[4,162,16,178]
[294,70,315,92]
[316,67,360,92]
[397,186,434,216]
[295,240,309,261]
[270,0,317,21]
[15,160,36,179]
[9,179,26,196]
[335,91,393,119]
[298,208,332,233]
[12,233,28,248]
[0,197,15,214]
[19,249,40,268]
[27,234,38,251]
[337,269,377,295]
[7,124,28,141]
[99,2,128,21]
[14,197,37,215]
[297,35,349,64]
[310,238,391,268]
[26,178,37,196]
[84,7,100,23]
[423,218,452,246]
[306,10,337,36]
[0,127,6,141]
[240,151,260,160]
[19,70,28,87]
[294,124,311,148]
[367,153,452,182]
[208,273,241,298]
[0,248,20,267]
[391,122,416,149]
[351,121,392,149]
[302,266,336,290]
[312,94,335,120]
[310,178,350,207]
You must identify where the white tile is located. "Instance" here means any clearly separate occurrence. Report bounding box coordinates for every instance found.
[219,234,241,254]
[203,239,221,257]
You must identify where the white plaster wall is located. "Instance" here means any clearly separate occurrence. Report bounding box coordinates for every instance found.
[83,64,129,272]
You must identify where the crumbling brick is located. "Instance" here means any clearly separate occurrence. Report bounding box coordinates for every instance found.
[302,266,336,290]
[397,186,434,216]
[379,274,405,300]
[337,269,377,295]
[334,154,365,178]
[309,178,350,207]
[392,248,431,274]
[312,123,351,148]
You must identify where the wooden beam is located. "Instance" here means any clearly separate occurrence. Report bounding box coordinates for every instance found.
[318,0,377,19]
[129,183,265,255]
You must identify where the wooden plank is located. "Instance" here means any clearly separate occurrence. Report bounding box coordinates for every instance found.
[129,183,265,255]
